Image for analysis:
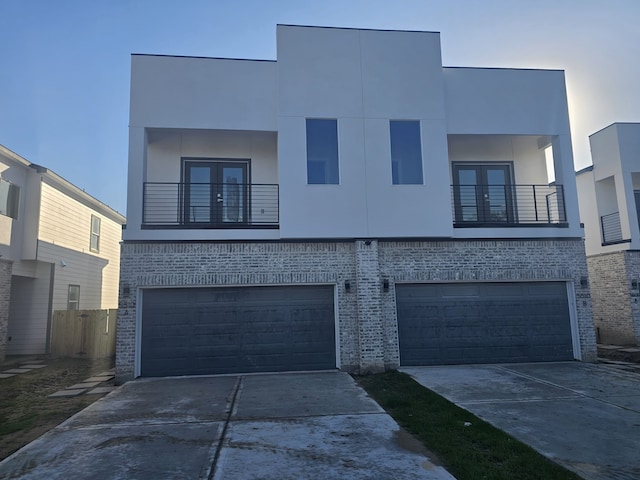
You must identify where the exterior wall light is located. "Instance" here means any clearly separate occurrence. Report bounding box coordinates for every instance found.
[383,279,390,292]
[632,279,638,290]
[344,280,351,292]
[580,276,588,288]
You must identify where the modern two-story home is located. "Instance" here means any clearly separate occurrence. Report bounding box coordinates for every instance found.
[577,123,640,346]
[0,144,125,361]
[117,25,597,382]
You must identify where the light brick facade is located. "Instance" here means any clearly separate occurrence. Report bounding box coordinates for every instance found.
[0,259,13,362]
[587,251,640,345]
[117,238,597,382]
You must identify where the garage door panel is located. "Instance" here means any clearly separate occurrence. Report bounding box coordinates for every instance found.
[141,285,335,377]
[397,282,573,365]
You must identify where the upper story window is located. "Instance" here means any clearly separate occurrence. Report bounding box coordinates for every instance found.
[90,215,101,252]
[544,145,556,184]
[390,120,423,185]
[0,177,20,219]
[306,119,339,184]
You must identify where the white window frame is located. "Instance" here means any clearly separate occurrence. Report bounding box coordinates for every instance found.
[90,215,101,252]
[68,285,80,311]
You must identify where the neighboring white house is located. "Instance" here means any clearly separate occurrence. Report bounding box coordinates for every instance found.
[118,24,597,382]
[0,144,125,360]
[576,123,640,345]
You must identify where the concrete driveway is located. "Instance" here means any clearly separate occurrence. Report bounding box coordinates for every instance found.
[403,362,640,480]
[0,371,454,480]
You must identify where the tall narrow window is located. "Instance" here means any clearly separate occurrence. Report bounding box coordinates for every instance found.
[68,285,80,311]
[306,119,339,184]
[90,215,101,252]
[390,120,423,185]
[544,145,555,184]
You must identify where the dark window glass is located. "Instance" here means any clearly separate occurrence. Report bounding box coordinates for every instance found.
[306,119,339,184]
[0,178,19,219]
[390,120,423,184]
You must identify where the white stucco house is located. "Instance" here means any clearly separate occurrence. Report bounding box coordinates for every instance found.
[576,123,640,345]
[117,24,597,382]
[0,144,125,360]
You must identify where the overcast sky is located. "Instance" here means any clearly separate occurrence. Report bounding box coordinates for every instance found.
[1,0,638,214]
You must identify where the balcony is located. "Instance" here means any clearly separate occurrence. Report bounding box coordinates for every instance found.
[600,212,627,245]
[451,184,567,227]
[142,182,279,229]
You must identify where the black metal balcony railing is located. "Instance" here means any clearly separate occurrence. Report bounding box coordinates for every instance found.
[451,184,567,227]
[601,212,623,244]
[142,182,279,228]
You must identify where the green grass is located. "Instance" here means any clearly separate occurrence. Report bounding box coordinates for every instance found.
[0,356,113,460]
[357,371,582,480]
[0,416,36,436]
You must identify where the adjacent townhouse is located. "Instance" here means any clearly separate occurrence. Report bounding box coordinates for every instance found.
[0,144,125,361]
[117,24,597,382]
[576,123,640,345]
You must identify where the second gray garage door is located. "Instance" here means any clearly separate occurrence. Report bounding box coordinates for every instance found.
[141,285,335,377]
[397,282,574,365]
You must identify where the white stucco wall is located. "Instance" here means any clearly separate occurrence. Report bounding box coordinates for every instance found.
[277,25,452,239]
[129,55,277,131]
[125,25,583,241]
[578,123,640,256]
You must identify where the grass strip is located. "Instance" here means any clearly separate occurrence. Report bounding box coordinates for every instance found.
[357,371,581,480]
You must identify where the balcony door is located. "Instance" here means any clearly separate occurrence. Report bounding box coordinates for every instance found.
[453,164,514,224]
[184,160,248,225]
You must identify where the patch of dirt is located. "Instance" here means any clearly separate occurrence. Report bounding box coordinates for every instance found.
[0,356,115,461]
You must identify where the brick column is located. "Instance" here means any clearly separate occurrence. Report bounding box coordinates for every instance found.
[355,240,385,373]
[0,259,13,362]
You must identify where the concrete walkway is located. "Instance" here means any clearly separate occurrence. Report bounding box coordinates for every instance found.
[0,372,455,480]
[403,362,640,480]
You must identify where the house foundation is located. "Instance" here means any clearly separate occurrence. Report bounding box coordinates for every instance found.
[587,251,640,345]
[116,238,597,383]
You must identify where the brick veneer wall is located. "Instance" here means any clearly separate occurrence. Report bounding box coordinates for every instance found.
[117,238,597,382]
[0,259,13,362]
[587,251,640,345]
[378,239,596,366]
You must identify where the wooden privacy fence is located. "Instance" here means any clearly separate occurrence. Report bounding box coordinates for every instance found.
[50,309,117,358]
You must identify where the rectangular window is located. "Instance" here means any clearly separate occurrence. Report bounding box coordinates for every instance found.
[90,215,101,252]
[68,285,80,311]
[306,119,339,184]
[390,120,423,185]
[544,145,555,184]
[0,178,20,219]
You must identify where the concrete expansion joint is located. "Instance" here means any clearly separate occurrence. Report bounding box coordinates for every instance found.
[208,375,243,480]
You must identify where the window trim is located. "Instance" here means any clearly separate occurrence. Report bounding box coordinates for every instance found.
[67,285,80,311]
[390,119,424,185]
[90,215,101,253]
[306,118,340,185]
[180,158,251,226]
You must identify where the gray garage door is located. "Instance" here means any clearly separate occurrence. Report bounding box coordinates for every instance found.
[397,282,574,365]
[141,285,335,377]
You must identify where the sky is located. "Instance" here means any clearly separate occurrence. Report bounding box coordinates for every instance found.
[1,0,638,215]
